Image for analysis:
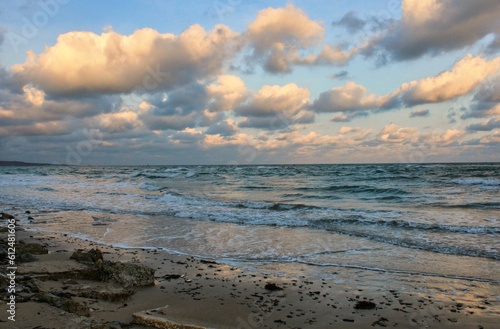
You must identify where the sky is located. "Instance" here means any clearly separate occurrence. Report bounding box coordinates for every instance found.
[0,0,499,165]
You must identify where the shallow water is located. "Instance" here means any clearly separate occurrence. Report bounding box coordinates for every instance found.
[1,163,499,283]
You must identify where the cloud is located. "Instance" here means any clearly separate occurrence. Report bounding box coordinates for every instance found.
[245,4,355,73]
[363,0,500,61]
[420,129,464,145]
[152,83,208,116]
[329,70,349,80]
[398,55,500,106]
[463,76,500,118]
[330,111,369,122]
[466,118,500,131]
[312,81,393,113]
[0,28,5,47]
[12,25,238,96]
[90,109,141,133]
[235,83,312,129]
[206,118,238,136]
[0,120,73,136]
[377,123,464,146]
[313,55,500,118]
[332,11,392,35]
[409,109,430,118]
[378,123,419,143]
[0,82,120,127]
[207,75,249,111]
[479,131,500,144]
[332,11,366,34]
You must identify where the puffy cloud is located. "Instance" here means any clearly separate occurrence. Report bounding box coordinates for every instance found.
[312,81,393,113]
[377,124,464,146]
[420,129,464,145]
[207,75,249,111]
[245,4,354,72]
[235,83,312,129]
[338,126,372,140]
[91,110,141,133]
[22,85,45,106]
[12,25,238,95]
[378,124,419,143]
[363,0,500,61]
[313,55,500,118]
[466,118,500,131]
[247,4,323,53]
[398,55,500,106]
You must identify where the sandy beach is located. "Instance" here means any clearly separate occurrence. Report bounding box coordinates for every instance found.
[1,210,498,329]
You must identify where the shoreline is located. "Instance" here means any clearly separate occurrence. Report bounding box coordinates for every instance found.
[1,211,499,328]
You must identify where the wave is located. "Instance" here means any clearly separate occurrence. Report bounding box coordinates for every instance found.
[139,183,161,191]
[226,257,500,283]
[298,184,409,195]
[314,217,500,235]
[318,225,499,260]
[430,202,500,210]
[450,178,500,187]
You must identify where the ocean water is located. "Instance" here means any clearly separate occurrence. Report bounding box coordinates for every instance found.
[1,163,499,283]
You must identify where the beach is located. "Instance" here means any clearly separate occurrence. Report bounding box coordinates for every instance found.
[1,209,499,329]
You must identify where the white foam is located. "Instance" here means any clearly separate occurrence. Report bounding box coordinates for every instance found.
[139,183,161,191]
[451,178,500,187]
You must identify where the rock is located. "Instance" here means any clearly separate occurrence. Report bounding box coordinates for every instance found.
[88,321,127,329]
[35,292,91,317]
[354,300,377,310]
[18,242,49,255]
[264,283,284,291]
[199,259,217,264]
[1,212,15,220]
[17,252,37,263]
[101,261,155,288]
[163,274,181,280]
[70,249,104,264]
[133,306,207,329]
[18,259,102,281]
[77,286,134,302]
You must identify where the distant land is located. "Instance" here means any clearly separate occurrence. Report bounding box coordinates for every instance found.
[0,161,53,166]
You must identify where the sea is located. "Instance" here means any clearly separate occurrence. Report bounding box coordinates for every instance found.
[1,163,499,284]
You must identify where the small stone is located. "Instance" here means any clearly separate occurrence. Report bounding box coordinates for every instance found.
[1,213,15,220]
[354,300,377,310]
[265,283,284,291]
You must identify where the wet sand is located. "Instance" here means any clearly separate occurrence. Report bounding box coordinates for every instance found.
[1,212,499,329]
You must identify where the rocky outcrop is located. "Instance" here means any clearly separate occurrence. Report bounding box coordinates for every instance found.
[14,247,155,318]
[133,306,208,329]
[101,260,155,288]
[70,249,155,287]
[70,248,104,264]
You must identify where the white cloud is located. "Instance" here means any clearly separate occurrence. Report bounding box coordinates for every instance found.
[245,4,354,72]
[12,25,238,95]
[207,75,249,111]
[312,81,393,113]
[378,123,419,143]
[235,83,312,129]
[363,0,500,61]
[399,55,500,105]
